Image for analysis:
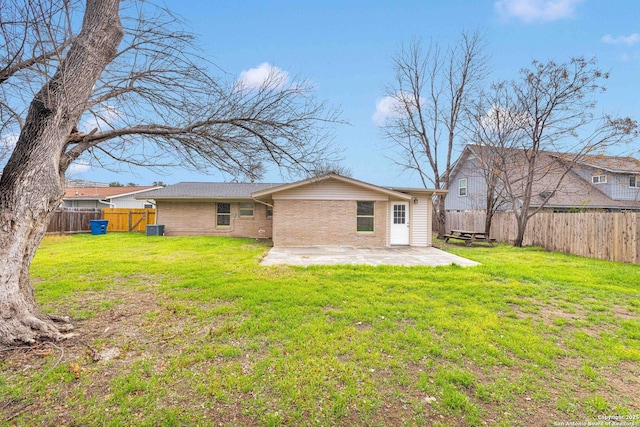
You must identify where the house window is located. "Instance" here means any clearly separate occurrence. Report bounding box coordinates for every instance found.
[459,178,468,196]
[216,203,231,226]
[143,204,153,209]
[239,202,254,217]
[266,206,273,218]
[630,176,639,188]
[356,201,375,232]
[592,175,607,184]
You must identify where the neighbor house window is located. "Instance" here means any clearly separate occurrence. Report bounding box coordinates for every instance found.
[143,204,153,209]
[459,178,468,196]
[216,203,231,226]
[239,202,254,217]
[592,175,607,184]
[630,176,639,188]
[357,201,375,232]
[266,206,273,218]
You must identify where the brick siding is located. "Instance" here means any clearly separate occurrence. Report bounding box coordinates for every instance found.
[272,199,388,247]
[157,201,272,238]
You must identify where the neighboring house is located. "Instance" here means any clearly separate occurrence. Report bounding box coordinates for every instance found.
[65,179,109,188]
[62,186,162,209]
[446,144,640,213]
[137,174,446,247]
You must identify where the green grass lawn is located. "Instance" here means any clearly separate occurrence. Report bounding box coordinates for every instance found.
[1,234,639,426]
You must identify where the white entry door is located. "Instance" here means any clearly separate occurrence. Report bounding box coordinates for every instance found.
[390,202,410,245]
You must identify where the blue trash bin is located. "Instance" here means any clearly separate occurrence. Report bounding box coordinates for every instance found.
[90,220,109,235]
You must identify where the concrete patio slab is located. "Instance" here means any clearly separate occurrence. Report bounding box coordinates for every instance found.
[260,246,479,267]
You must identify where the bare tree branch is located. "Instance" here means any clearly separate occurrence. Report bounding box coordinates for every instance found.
[470,57,638,246]
[379,30,488,236]
[0,0,343,346]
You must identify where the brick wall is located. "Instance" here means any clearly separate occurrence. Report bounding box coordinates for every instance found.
[273,199,388,247]
[157,201,272,238]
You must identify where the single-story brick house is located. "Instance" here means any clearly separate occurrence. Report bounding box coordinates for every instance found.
[136,174,446,247]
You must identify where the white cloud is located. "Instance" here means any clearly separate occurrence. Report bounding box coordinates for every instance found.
[1,133,19,150]
[81,105,121,133]
[480,106,532,134]
[494,0,583,23]
[372,95,406,127]
[372,92,423,126]
[67,161,91,175]
[601,33,640,46]
[237,62,289,91]
[1,133,18,163]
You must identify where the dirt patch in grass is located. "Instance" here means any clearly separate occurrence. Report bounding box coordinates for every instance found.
[1,287,256,426]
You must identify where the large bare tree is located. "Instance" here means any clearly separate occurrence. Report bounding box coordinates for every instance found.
[472,57,637,247]
[0,0,340,346]
[466,82,526,235]
[378,31,488,237]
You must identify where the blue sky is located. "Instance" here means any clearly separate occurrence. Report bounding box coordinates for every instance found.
[69,0,640,187]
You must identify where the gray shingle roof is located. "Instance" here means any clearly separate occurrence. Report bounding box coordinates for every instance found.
[575,154,640,174]
[135,182,283,199]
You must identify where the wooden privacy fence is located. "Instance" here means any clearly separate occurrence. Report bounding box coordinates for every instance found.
[102,208,156,232]
[47,209,102,234]
[446,211,640,264]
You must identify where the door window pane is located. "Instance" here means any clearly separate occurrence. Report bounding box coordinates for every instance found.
[393,204,406,224]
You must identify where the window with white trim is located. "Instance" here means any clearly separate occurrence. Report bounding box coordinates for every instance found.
[239,202,254,217]
[459,178,468,196]
[216,203,231,226]
[630,176,639,188]
[356,201,374,232]
[592,175,607,184]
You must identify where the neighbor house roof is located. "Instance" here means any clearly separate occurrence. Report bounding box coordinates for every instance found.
[567,154,640,174]
[529,166,638,209]
[135,182,282,200]
[64,186,161,201]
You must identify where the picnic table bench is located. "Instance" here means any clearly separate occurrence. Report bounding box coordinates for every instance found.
[443,229,496,247]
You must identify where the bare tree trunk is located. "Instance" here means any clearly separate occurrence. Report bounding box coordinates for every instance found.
[513,216,527,247]
[0,0,123,346]
[0,155,69,344]
[434,194,447,238]
[484,204,494,236]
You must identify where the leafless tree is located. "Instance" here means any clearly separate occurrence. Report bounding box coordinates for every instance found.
[378,31,488,237]
[306,161,352,178]
[466,82,526,234]
[473,57,637,247]
[0,0,341,346]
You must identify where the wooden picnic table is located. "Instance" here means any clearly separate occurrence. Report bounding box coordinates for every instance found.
[444,229,495,246]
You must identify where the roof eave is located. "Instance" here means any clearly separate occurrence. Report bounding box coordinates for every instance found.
[390,188,448,195]
[145,196,257,201]
[251,173,413,200]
